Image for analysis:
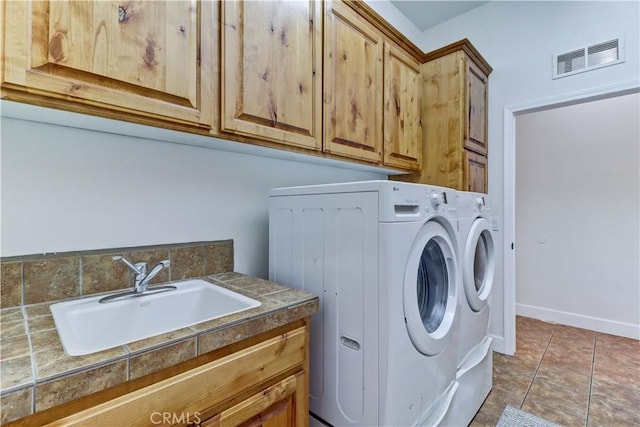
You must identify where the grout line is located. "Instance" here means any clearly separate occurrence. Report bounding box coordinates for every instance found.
[520,325,554,409]
[585,332,597,427]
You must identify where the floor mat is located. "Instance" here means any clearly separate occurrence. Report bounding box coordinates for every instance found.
[496,405,560,427]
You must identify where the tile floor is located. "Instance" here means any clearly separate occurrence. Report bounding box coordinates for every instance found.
[470,316,640,426]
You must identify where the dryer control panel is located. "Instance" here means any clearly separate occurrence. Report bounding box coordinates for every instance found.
[379,183,456,222]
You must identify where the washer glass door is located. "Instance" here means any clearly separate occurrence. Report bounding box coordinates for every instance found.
[463,218,495,312]
[404,220,458,356]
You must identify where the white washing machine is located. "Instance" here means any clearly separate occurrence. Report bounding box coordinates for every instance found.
[442,191,496,427]
[269,181,461,427]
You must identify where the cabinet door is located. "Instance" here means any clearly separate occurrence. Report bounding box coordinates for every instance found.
[383,42,422,171]
[222,1,322,150]
[201,372,306,427]
[2,1,213,128]
[464,150,488,193]
[324,0,383,163]
[464,58,488,155]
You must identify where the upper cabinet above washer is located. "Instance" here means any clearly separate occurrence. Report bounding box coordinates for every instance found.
[2,1,215,131]
[221,0,322,151]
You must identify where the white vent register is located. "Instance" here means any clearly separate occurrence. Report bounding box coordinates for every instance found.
[553,36,625,79]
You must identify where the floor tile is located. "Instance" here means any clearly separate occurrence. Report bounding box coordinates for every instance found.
[480,316,640,427]
[525,376,589,419]
[522,399,586,426]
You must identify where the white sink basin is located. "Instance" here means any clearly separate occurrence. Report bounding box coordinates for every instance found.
[50,279,261,356]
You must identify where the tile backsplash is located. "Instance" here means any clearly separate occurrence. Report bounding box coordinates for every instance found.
[0,240,234,308]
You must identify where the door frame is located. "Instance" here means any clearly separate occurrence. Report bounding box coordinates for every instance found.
[502,79,639,355]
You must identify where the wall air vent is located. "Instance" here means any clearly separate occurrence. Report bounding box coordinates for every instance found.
[553,36,625,79]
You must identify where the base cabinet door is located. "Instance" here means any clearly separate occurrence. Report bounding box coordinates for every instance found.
[323,0,383,163]
[221,0,322,150]
[201,372,306,427]
[2,0,213,129]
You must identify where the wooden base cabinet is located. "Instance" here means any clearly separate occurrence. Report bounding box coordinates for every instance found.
[393,39,491,192]
[35,324,310,427]
[1,0,214,130]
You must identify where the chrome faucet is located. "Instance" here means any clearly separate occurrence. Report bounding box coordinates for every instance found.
[112,256,170,293]
[99,256,175,303]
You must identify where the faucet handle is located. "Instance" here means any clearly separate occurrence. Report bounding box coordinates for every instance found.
[112,256,146,275]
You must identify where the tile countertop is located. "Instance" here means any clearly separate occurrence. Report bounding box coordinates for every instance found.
[0,272,318,424]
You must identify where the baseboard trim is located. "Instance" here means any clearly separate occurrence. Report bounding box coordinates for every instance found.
[489,334,508,355]
[516,303,640,339]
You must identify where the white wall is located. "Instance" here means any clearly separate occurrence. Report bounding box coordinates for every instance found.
[516,93,640,337]
[0,118,383,278]
[421,1,640,347]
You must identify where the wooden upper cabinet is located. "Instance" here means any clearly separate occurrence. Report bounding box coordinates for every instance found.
[464,59,488,155]
[393,39,491,192]
[465,149,488,193]
[221,1,322,150]
[383,42,422,171]
[2,1,213,129]
[323,0,384,164]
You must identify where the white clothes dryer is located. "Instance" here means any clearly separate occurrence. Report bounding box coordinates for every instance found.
[442,191,496,427]
[269,181,461,427]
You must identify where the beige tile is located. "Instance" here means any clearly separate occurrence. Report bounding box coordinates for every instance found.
[535,362,591,393]
[247,309,295,337]
[540,348,593,377]
[492,367,532,398]
[1,262,22,308]
[525,376,589,419]
[35,360,127,412]
[0,386,33,423]
[198,322,251,355]
[24,303,53,319]
[226,276,273,289]
[516,317,556,337]
[0,334,30,360]
[23,257,80,304]
[267,288,317,305]
[594,333,640,366]
[125,327,195,353]
[591,378,640,408]
[553,324,596,343]
[493,352,539,379]
[470,400,504,427]
[588,395,640,427]
[128,248,171,285]
[204,241,234,275]
[34,345,127,380]
[27,315,56,333]
[0,355,34,391]
[190,298,281,333]
[0,320,26,338]
[592,358,640,393]
[81,252,131,295]
[0,307,24,323]
[207,272,246,282]
[521,400,586,426]
[129,338,196,380]
[30,329,64,353]
[481,387,525,415]
[241,281,289,297]
[170,246,204,280]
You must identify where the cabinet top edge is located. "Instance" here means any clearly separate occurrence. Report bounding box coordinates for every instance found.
[423,38,493,75]
[341,0,424,62]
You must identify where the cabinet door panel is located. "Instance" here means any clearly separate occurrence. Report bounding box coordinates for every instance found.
[222,1,321,150]
[3,0,212,128]
[324,0,383,163]
[383,42,422,171]
[464,150,488,193]
[203,373,304,427]
[465,60,488,155]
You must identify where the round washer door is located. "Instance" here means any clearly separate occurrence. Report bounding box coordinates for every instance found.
[463,218,495,312]
[403,220,459,356]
